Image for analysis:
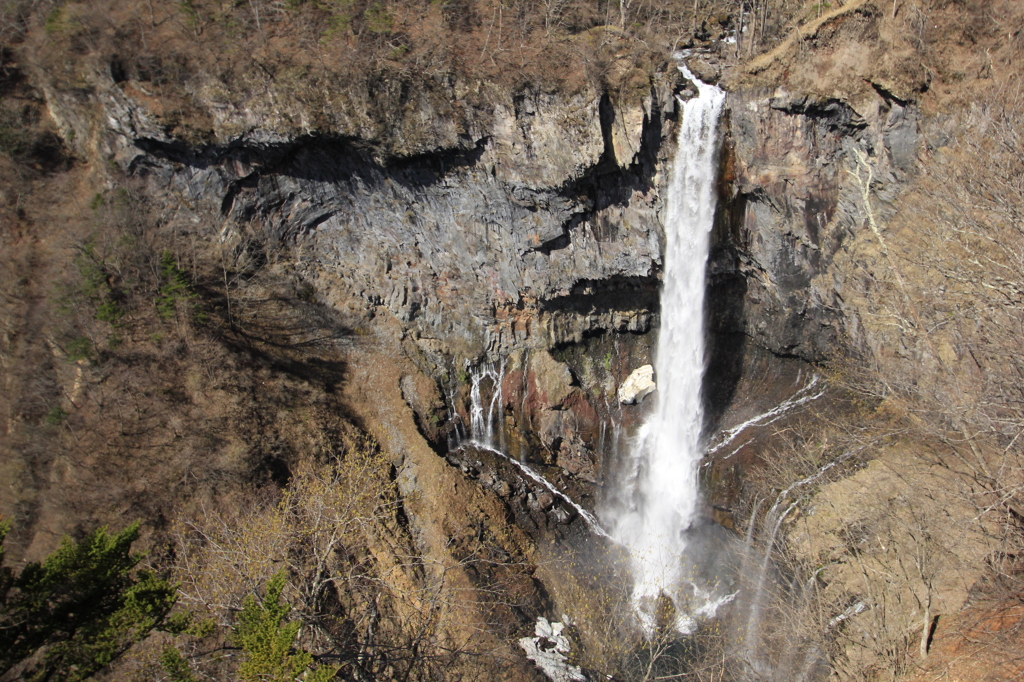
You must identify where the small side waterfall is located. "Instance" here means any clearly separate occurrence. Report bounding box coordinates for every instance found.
[736,447,862,678]
[454,360,610,538]
[606,63,727,633]
[467,360,505,450]
[704,376,826,462]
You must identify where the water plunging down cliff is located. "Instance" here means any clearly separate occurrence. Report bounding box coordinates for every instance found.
[607,63,729,634]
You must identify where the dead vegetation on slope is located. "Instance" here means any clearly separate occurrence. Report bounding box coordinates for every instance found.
[2,0,827,150]
[4,0,1024,680]
[730,56,1024,682]
[0,72,545,679]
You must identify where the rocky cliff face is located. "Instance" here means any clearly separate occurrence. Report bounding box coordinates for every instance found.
[30,2,948,556]
[34,46,692,492]
[42,44,678,354]
[31,31,920,495]
[716,85,920,361]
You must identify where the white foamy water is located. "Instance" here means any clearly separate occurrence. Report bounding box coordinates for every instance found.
[608,63,726,633]
[468,360,505,451]
[705,375,826,462]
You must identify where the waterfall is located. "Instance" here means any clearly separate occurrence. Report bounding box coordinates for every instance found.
[608,62,726,634]
[457,360,611,538]
[464,361,505,450]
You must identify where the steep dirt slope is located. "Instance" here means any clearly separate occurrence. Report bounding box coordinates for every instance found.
[706,2,1024,679]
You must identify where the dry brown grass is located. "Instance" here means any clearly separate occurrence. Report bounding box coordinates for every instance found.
[10,0,819,148]
[727,41,1024,675]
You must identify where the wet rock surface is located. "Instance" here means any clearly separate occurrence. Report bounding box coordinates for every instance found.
[445,443,602,544]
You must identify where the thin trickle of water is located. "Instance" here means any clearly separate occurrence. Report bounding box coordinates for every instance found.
[466,361,505,449]
[607,62,726,633]
[745,497,764,546]
[458,360,611,538]
[742,498,799,662]
[475,442,611,539]
[705,376,826,462]
[445,385,467,449]
[737,447,864,677]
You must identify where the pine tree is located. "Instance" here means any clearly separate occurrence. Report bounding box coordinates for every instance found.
[0,520,177,680]
[235,571,338,682]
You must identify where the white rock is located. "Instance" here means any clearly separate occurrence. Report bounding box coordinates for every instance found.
[519,616,587,682]
[617,365,656,404]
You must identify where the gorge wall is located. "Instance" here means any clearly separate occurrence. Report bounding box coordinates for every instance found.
[4,0,1022,679]
[34,31,906,482]
[28,0,916,619]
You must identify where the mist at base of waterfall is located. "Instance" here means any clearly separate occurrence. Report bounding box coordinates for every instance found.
[622,519,830,682]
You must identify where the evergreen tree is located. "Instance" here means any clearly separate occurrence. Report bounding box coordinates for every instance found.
[235,571,338,682]
[0,521,177,681]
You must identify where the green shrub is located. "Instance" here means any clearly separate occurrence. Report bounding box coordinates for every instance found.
[96,299,124,324]
[178,0,201,33]
[159,645,198,682]
[66,336,93,361]
[43,7,66,35]
[363,1,392,34]
[322,0,358,37]
[44,406,67,425]
[0,110,32,160]
[74,241,108,299]
[156,251,197,320]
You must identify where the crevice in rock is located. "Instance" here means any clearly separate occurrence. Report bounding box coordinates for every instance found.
[597,92,617,169]
[134,133,489,190]
[220,171,260,215]
[768,93,868,132]
[527,214,586,255]
[870,80,911,107]
[558,86,665,216]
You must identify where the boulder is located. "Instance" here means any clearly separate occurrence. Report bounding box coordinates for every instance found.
[618,364,656,404]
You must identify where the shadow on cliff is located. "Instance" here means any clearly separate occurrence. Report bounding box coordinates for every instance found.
[703,242,748,434]
[702,148,749,435]
[553,89,666,220]
[196,281,368,431]
[134,133,488,212]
